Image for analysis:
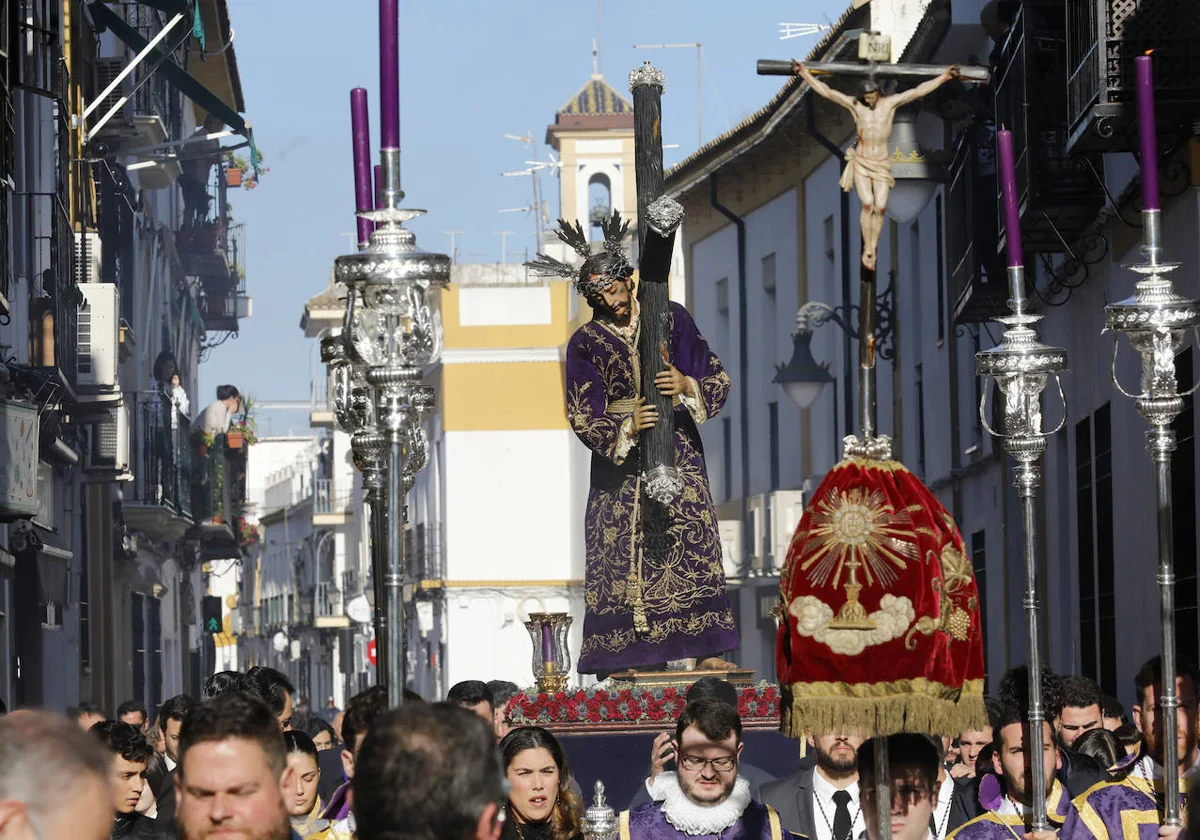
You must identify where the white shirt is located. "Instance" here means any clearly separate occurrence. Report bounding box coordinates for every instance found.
[930,775,954,840]
[165,754,177,772]
[812,770,865,840]
[191,400,231,434]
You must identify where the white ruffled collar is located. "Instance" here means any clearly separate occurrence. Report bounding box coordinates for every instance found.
[650,772,752,835]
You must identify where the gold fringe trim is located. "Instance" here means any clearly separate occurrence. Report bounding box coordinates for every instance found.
[780,678,986,739]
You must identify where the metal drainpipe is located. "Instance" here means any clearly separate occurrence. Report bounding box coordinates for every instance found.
[805,97,855,440]
[709,175,752,577]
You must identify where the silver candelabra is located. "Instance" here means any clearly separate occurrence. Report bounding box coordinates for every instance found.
[326,148,450,707]
[975,265,1067,832]
[1105,208,1199,826]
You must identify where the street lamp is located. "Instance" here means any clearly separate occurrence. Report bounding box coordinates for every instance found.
[332,148,448,708]
[885,108,947,225]
[774,315,834,410]
[775,289,896,409]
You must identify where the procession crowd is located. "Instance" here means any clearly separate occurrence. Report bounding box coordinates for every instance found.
[0,657,1193,840]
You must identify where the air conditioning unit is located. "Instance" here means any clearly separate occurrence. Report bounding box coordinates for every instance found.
[718,520,743,579]
[86,403,131,475]
[746,493,768,574]
[769,490,807,572]
[90,58,135,138]
[77,283,119,390]
[74,232,101,285]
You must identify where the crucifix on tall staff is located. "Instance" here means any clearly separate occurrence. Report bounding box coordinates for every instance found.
[758,53,989,271]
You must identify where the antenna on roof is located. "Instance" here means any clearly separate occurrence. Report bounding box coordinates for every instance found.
[592,39,601,78]
[779,22,832,40]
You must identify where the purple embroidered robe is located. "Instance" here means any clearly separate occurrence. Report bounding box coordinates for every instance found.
[1060,777,1185,840]
[620,800,795,840]
[566,301,738,673]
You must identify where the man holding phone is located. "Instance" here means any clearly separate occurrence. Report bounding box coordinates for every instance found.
[629,678,780,809]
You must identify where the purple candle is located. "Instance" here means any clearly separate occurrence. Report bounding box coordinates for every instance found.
[996,128,1024,268]
[540,622,554,665]
[350,88,373,244]
[379,0,400,149]
[374,164,384,210]
[1136,53,1160,211]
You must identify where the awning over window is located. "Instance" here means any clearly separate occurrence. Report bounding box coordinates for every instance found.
[89,1,248,136]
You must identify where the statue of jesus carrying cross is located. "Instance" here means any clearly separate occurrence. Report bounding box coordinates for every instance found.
[794,61,961,270]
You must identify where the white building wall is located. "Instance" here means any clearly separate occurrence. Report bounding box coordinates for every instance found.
[443,429,581,581]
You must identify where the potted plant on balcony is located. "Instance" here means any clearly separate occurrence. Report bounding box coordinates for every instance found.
[226,153,249,188]
[235,515,261,551]
[244,150,268,190]
[225,395,258,449]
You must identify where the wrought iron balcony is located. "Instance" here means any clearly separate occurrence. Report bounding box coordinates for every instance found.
[313,478,351,520]
[993,1,1106,254]
[23,191,79,393]
[1066,0,1200,154]
[313,581,349,629]
[188,433,248,560]
[946,128,1009,324]
[124,391,194,541]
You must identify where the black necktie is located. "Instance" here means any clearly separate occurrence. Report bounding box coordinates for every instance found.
[832,790,853,840]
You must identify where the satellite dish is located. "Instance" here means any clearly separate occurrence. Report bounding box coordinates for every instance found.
[272,631,289,653]
[345,594,372,625]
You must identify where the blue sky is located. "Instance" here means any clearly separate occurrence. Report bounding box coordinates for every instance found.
[200,0,847,434]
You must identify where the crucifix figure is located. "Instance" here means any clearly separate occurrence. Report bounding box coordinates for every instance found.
[795,61,960,270]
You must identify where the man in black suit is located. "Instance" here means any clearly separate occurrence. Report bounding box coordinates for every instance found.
[761,729,865,840]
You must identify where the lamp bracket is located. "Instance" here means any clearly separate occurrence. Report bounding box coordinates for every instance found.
[799,272,896,361]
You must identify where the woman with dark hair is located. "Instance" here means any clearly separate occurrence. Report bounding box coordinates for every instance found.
[500,727,584,840]
[1072,728,1127,780]
[283,730,331,838]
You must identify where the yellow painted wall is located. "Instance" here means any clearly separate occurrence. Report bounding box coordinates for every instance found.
[442,283,575,350]
[442,361,568,431]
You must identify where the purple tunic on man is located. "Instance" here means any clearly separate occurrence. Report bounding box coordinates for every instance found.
[1060,774,1185,840]
[619,774,797,840]
[565,300,738,673]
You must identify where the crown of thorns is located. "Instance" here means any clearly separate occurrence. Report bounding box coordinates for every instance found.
[525,211,632,297]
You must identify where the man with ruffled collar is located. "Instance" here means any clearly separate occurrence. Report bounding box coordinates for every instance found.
[620,699,799,840]
[1060,656,1199,840]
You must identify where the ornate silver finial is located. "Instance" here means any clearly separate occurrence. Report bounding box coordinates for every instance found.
[584,780,618,840]
[842,434,893,461]
[643,464,684,506]
[645,196,685,237]
[629,61,666,92]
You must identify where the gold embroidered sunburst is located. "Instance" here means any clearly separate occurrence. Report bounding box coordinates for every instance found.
[798,487,918,591]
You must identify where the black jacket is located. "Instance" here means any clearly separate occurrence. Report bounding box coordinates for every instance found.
[112,813,163,840]
[759,766,819,840]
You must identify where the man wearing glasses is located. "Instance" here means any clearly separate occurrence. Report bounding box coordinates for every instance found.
[620,698,801,840]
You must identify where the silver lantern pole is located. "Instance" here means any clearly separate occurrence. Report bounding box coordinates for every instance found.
[334,148,449,708]
[975,264,1067,832]
[1105,208,1199,826]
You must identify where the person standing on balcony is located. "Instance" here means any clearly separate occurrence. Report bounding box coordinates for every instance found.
[179,115,224,229]
[153,351,190,424]
[192,385,242,435]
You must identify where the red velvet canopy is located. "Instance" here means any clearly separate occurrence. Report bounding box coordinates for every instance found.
[776,454,986,738]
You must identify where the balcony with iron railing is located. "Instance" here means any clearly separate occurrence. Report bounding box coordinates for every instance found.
[313,581,347,629]
[946,128,1008,324]
[310,371,333,427]
[23,190,79,393]
[178,161,250,333]
[313,478,351,525]
[124,391,194,540]
[1066,0,1200,155]
[993,1,1105,255]
[189,433,249,560]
